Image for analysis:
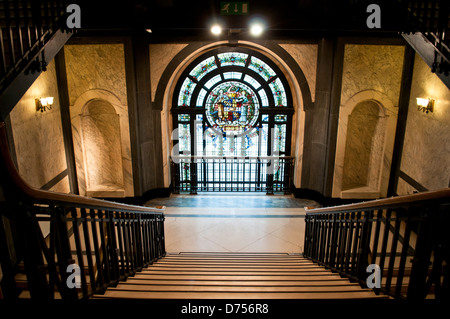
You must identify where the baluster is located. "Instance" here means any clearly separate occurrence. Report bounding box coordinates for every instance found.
[141,214,149,266]
[356,210,373,285]
[385,209,402,294]
[135,213,144,270]
[55,208,78,299]
[335,213,344,272]
[80,208,96,294]
[97,210,111,285]
[378,209,392,294]
[350,211,362,278]
[70,207,87,298]
[329,214,339,270]
[344,212,355,275]
[122,211,132,276]
[89,209,105,292]
[395,212,413,298]
[106,210,120,284]
[407,206,434,300]
[115,211,126,280]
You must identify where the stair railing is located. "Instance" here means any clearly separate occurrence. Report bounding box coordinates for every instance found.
[304,189,450,300]
[399,0,450,75]
[0,122,166,300]
[0,0,71,94]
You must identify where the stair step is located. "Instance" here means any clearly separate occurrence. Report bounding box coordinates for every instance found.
[131,274,345,281]
[93,290,386,299]
[88,253,384,299]
[123,278,362,286]
[105,284,375,293]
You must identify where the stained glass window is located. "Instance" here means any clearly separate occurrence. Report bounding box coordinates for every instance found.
[274,114,287,122]
[189,56,217,81]
[178,114,190,122]
[173,49,292,159]
[217,52,248,67]
[178,123,191,153]
[273,124,286,154]
[258,89,269,107]
[205,81,259,135]
[243,74,261,89]
[249,56,276,81]
[196,88,207,107]
[204,74,222,89]
[178,78,196,106]
[223,72,242,80]
[268,78,287,107]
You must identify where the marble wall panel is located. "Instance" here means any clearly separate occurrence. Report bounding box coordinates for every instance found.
[149,44,188,102]
[279,44,318,102]
[332,44,404,199]
[64,44,128,106]
[341,45,404,107]
[399,54,450,194]
[9,60,70,192]
[65,44,133,197]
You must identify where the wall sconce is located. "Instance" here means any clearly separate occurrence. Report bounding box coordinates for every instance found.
[35,97,54,112]
[416,98,434,113]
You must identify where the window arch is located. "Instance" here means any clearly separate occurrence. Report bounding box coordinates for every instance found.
[172,47,294,159]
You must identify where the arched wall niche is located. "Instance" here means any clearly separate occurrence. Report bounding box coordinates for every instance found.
[332,90,398,199]
[81,99,124,196]
[157,40,312,190]
[70,89,134,197]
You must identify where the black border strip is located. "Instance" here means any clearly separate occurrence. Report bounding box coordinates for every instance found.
[398,170,428,192]
[40,169,68,191]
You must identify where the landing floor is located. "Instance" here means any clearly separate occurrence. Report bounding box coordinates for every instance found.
[144,193,321,254]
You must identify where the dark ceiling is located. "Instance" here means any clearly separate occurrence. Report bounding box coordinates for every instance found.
[74,0,414,38]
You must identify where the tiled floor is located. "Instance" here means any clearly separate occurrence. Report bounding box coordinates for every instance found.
[145,194,321,254]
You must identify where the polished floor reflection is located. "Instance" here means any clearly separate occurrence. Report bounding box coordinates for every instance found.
[145,194,321,254]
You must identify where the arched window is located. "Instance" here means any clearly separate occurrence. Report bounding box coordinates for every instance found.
[171,48,294,193]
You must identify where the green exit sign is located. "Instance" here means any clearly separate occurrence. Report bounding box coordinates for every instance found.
[220,2,249,15]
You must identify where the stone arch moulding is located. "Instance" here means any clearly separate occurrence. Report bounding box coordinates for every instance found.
[70,89,134,197]
[154,40,313,189]
[332,90,399,199]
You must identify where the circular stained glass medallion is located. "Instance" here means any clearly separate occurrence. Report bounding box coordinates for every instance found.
[205,81,259,135]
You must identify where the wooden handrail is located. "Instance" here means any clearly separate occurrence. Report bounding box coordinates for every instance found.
[305,188,450,214]
[0,122,164,214]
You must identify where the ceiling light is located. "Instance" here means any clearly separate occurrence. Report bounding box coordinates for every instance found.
[145,28,152,33]
[211,24,222,35]
[250,23,264,36]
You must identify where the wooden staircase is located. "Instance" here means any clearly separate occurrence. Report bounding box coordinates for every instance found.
[92,252,386,299]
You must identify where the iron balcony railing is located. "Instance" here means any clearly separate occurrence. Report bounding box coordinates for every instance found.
[304,188,450,300]
[0,122,166,300]
[171,155,294,194]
